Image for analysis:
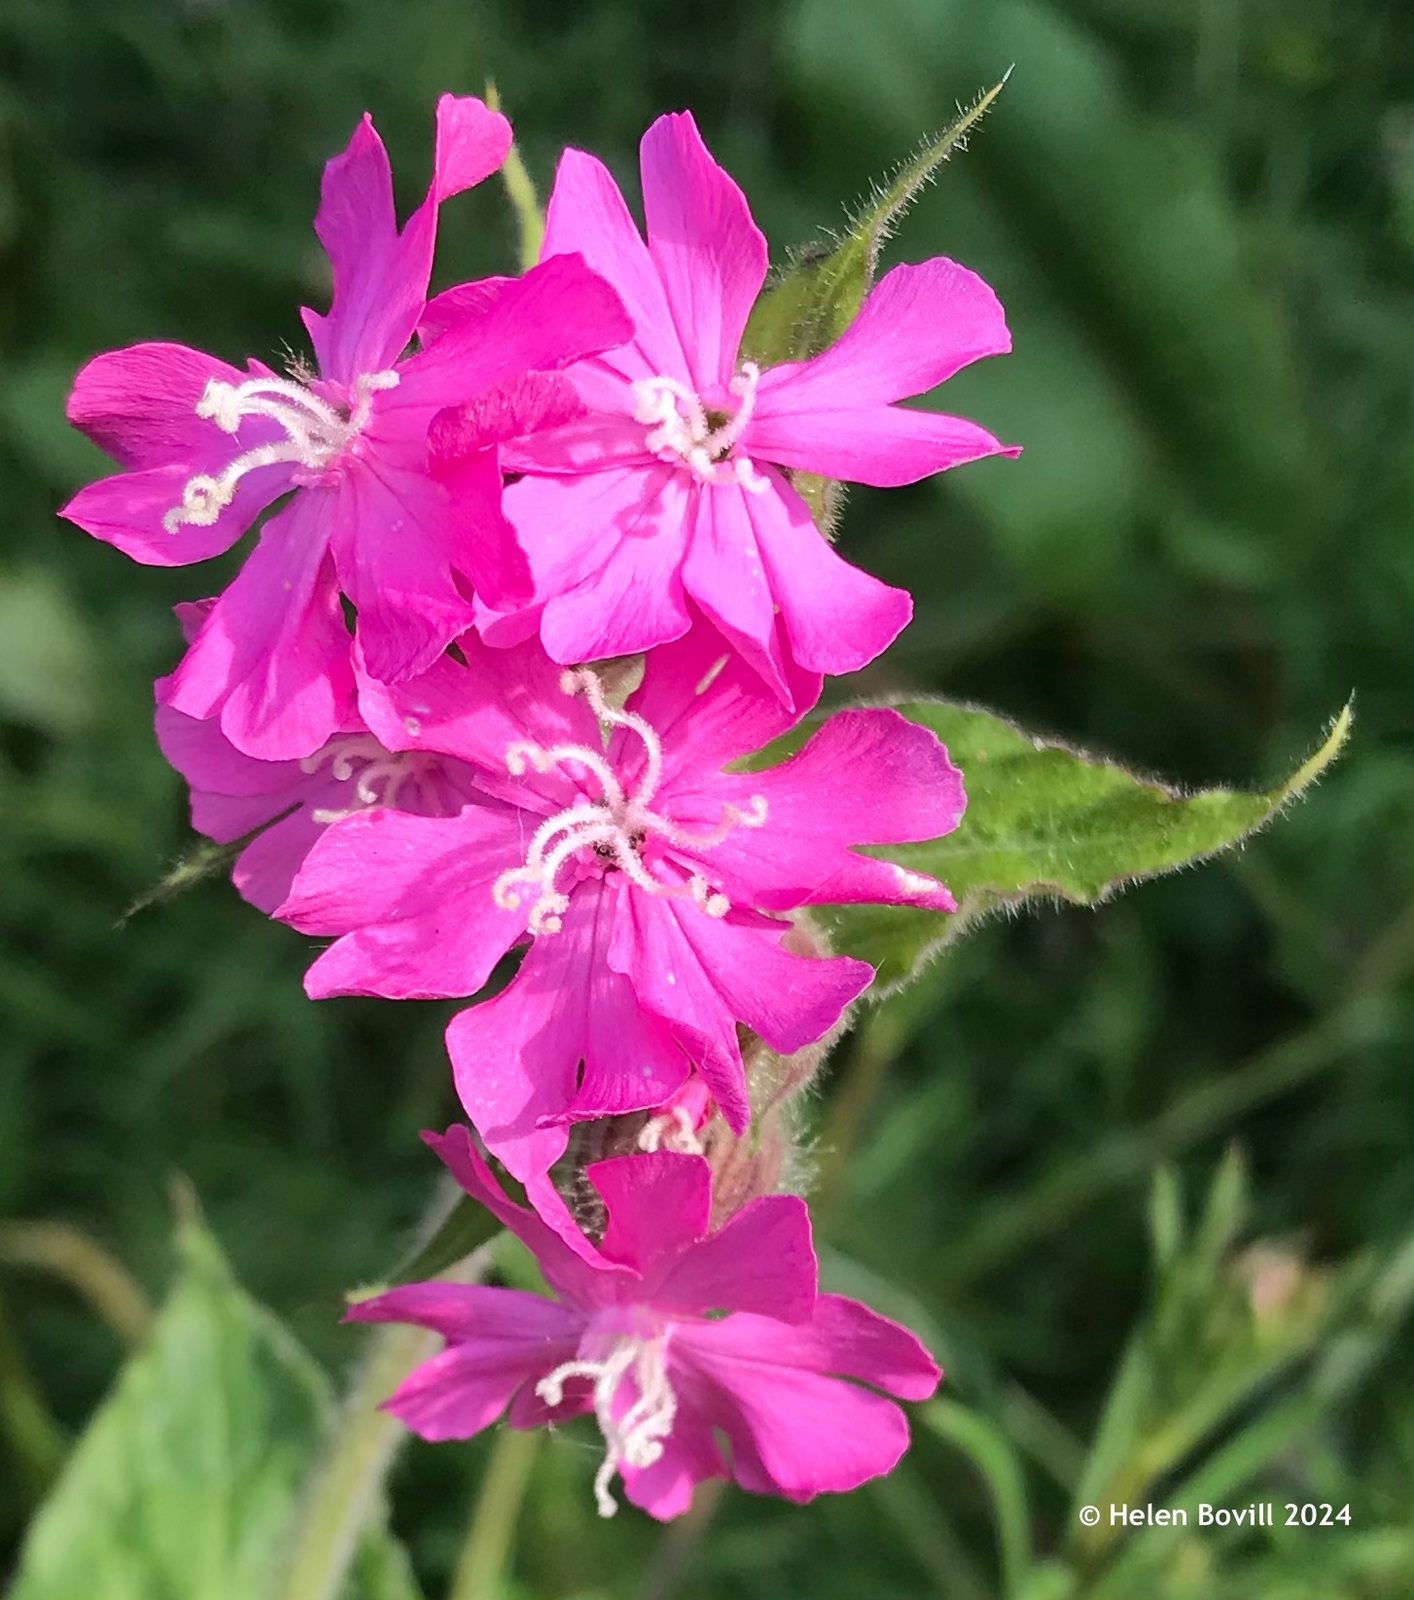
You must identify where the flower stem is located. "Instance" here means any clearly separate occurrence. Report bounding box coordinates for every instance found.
[448,1426,540,1600]
[276,1231,495,1600]
[276,1318,440,1600]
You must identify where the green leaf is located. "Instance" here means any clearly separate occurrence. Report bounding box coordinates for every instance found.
[921,1398,1034,1596]
[742,75,1009,368]
[0,567,98,736]
[813,699,1352,990]
[9,1210,327,1600]
[9,1206,418,1600]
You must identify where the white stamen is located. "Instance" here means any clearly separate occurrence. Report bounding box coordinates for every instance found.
[299,733,424,824]
[536,1335,677,1518]
[629,362,768,492]
[163,369,399,532]
[638,1106,704,1155]
[490,670,768,934]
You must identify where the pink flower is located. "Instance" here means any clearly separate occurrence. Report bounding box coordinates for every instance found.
[439,110,1014,702]
[349,1128,940,1520]
[275,626,964,1237]
[155,686,487,917]
[62,95,632,760]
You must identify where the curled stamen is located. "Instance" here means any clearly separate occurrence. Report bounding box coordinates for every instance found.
[653,794,768,851]
[491,670,763,934]
[628,362,766,492]
[164,368,398,532]
[561,669,665,803]
[506,739,626,810]
[299,735,425,824]
[536,1336,676,1518]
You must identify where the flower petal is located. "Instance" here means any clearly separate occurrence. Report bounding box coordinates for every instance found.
[279,806,527,1000]
[331,462,479,684]
[354,633,599,807]
[163,494,357,760]
[372,1326,579,1442]
[619,622,819,784]
[748,471,912,676]
[540,146,689,379]
[523,468,695,665]
[680,484,791,705]
[754,256,1012,410]
[667,902,874,1058]
[304,97,511,382]
[645,1193,817,1323]
[423,1125,624,1308]
[231,811,328,915]
[348,1281,580,1347]
[747,400,1015,488]
[445,891,607,1248]
[586,1151,712,1274]
[66,343,248,471]
[803,1293,942,1401]
[398,253,633,414]
[449,884,688,1240]
[61,457,289,568]
[609,895,751,1132]
[691,708,963,912]
[620,1369,728,1520]
[154,700,309,805]
[671,1313,918,1501]
[639,112,768,391]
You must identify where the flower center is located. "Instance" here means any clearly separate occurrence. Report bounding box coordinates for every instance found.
[629,362,768,492]
[162,369,399,533]
[299,732,425,824]
[491,669,767,934]
[537,1332,677,1518]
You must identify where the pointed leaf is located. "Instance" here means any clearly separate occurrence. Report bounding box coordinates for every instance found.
[742,76,1009,366]
[801,699,1352,991]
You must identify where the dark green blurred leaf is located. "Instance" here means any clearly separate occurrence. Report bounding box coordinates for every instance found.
[0,568,97,735]
[386,1194,503,1290]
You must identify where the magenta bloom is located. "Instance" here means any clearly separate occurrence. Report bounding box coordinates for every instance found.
[155,684,486,916]
[63,95,631,760]
[276,627,963,1234]
[447,110,1014,701]
[350,1128,940,1519]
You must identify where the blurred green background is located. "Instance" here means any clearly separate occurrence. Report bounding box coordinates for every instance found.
[3,0,1414,1595]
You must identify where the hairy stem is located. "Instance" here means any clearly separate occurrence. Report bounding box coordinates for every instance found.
[276,1241,494,1600]
[448,1426,541,1600]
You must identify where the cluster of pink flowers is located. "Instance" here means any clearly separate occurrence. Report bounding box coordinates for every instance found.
[65,97,1014,1518]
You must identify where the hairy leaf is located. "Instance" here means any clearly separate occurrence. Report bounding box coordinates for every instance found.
[812,700,1352,991]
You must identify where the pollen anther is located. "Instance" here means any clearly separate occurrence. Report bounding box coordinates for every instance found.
[491,670,767,933]
[630,362,768,492]
[537,1334,677,1518]
[163,369,399,532]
